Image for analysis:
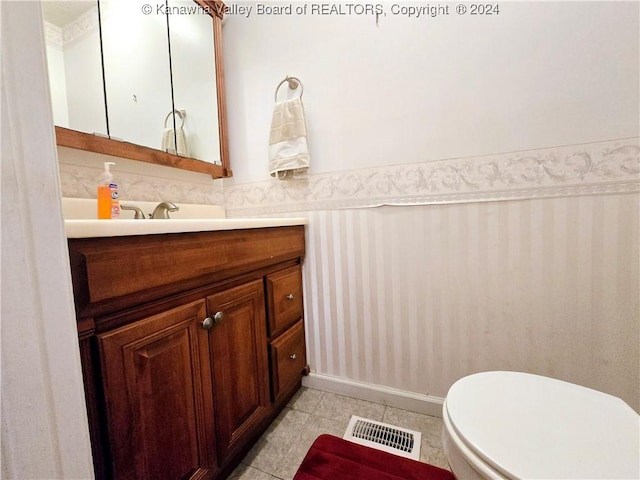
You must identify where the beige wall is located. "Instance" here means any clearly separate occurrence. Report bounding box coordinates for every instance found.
[223,1,639,184]
[222,136,640,412]
[220,0,640,411]
[300,194,639,411]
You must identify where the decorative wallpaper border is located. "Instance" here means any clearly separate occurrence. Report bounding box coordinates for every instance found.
[58,138,639,215]
[43,5,99,48]
[43,22,63,49]
[224,138,640,216]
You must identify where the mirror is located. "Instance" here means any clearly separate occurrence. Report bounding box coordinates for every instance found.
[168,0,221,164]
[100,0,174,151]
[42,1,107,136]
[42,0,231,178]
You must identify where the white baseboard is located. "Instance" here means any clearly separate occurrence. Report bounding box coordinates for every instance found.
[302,372,444,418]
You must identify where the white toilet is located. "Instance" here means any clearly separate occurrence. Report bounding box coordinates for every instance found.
[442,371,640,479]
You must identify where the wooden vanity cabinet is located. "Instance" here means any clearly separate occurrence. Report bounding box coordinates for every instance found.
[68,226,307,480]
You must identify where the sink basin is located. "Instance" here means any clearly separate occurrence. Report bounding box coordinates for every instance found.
[62,197,226,220]
[61,198,308,238]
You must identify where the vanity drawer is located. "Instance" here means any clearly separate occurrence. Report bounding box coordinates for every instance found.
[270,320,306,401]
[266,265,303,337]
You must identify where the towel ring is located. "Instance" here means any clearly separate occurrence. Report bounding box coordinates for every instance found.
[274,75,304,102]
[164,109,186,128]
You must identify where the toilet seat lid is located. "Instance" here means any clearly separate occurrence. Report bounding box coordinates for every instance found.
[445,371,640,479]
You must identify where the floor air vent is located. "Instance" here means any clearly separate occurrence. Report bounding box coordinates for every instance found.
[343,415,422,460]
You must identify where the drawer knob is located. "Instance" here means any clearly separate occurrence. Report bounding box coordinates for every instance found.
[290,353,297,360]
[286,294,295,300]
[213,311,224,323]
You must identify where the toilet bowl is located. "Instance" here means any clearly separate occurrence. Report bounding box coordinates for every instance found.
[442,371,639,479]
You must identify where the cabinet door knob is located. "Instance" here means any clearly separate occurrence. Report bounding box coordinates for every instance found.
[202,317,213,330]
[290,353,297,360]
[202,312,223,330]
[286,294,294,300]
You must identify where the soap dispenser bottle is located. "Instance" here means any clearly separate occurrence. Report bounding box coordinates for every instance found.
[97,162,119,219]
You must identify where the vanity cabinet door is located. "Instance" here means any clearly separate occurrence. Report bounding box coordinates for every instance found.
[98,300,217,480]
[206,280,270,463]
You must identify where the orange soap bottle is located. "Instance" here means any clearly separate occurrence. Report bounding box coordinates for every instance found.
[97,162,117,219]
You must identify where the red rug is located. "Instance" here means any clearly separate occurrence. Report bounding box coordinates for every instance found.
[293,434,456,480]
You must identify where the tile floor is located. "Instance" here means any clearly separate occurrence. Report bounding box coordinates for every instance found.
[229,387,451,480]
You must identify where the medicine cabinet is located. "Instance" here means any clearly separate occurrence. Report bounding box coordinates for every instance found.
[42,0,230,178]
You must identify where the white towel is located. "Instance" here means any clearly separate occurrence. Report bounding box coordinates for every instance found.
[269,97,310,179]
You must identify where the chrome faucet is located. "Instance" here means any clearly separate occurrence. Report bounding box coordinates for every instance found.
[120,204,146,219]
[151,202,179,219]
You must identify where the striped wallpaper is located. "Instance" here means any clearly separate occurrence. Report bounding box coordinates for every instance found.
[300,194,639,411]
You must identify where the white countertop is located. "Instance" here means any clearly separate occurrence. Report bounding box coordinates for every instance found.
[61,198,307,238]
[65,217,308,238]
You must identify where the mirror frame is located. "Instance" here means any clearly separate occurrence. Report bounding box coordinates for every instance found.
[55,0,231,178]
